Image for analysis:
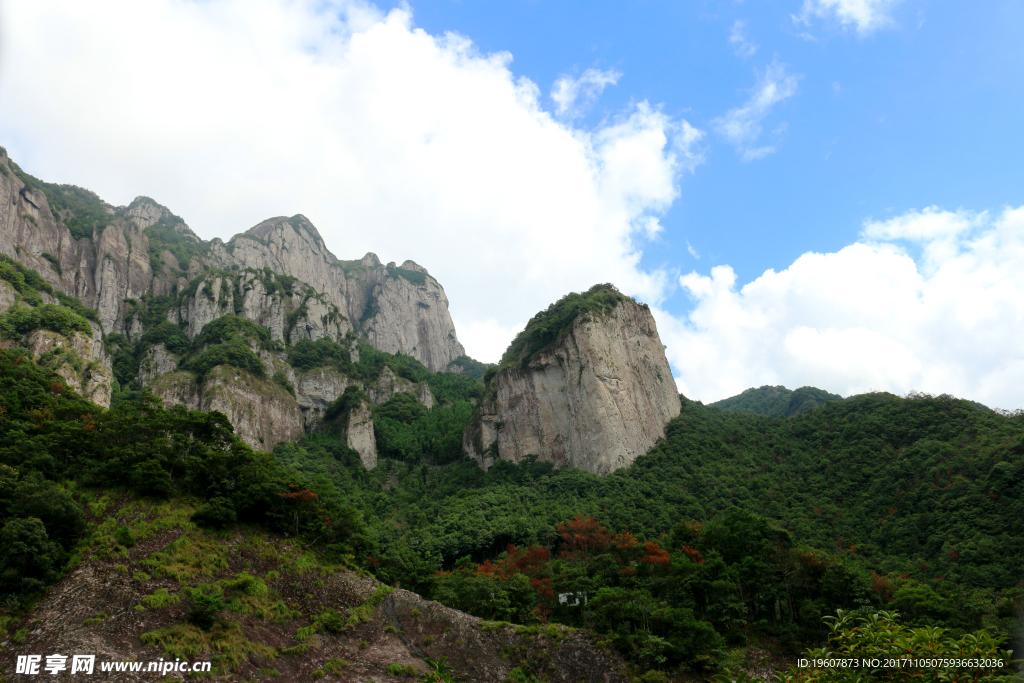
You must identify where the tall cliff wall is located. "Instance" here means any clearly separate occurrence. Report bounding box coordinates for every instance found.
[464,286,680,475]
[0,147,468,457]
[0,148,465,371]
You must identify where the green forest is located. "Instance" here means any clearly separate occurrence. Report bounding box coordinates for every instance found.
[0,244,1020,681]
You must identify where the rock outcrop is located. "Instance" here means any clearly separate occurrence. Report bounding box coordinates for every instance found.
[464,286,680,476]
[0,147,466,453]
[24,323,115,407]
[344,400,378,469]
[0,148,464,369]
[147,366,304,451]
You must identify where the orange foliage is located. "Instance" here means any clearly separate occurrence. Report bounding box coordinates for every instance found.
[506,544,551,575]
[613,532,639,550]
[557,515,612,560]
[639,541,670,565]
[533,603,552,623]
[680,545,705,565]
[530,578,554,599]
[277,484,319,503]
[871,572,893,602]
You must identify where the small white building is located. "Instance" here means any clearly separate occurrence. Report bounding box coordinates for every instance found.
[558,592,587,607]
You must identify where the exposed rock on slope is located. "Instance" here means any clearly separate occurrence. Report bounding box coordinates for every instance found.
[464,285,680,476]
[24,324,115,408]
[0,495,628,683]
[147,366,304,450]
[344,400,378,469]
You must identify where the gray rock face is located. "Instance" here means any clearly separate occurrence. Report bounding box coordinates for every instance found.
[464,297,680,476]
[147,366,304,451]
[345,401,378,469]
[294,367,351,428]
[24,323,114,408]
[0,149,464,371]
[365,365,435,407]
[0,149,463,455]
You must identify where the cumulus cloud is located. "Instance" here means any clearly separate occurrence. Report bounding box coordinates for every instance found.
[0,0,703,363]
[729,20,759,59]
[662,206,1024,410]
[796,0,902,35]
[712,59,800,162]
[551,67,622,119]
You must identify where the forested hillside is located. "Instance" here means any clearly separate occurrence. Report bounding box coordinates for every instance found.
[0,252,1021,681]
[711,385,845,418]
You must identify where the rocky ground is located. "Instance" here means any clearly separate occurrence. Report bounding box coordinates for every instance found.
[0,492,629,683]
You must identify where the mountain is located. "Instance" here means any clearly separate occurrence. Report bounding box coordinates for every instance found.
[464,284,680,475]
[710,384,845,418]
[0,148,478,452]
[2,144,1021,683]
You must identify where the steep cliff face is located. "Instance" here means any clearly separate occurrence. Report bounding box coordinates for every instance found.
[465,287,680,476]
[355,258,465,373]
[24,324,114,407]
[345,400,378,469]
[0,148,468,454]
[0,149,464,370]
[147,366,304,451]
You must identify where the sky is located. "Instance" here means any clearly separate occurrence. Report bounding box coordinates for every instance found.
[1,0,1023,408]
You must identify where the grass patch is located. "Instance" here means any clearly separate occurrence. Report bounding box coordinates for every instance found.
[481,621,512,632]
[140,621,277,674]
[141,588,181,609]
[83,613,108,626]
[141,534,228,582]
[344,585,394,627]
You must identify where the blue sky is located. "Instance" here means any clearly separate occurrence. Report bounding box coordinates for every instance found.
[2,0,1023,407]
[402,0,1024,283]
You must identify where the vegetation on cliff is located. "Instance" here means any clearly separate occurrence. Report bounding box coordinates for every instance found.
[498,283,630,370]
[7,160,114,241]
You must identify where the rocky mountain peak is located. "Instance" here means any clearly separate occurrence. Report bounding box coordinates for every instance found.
[361,252,381,268]
[400,259,428,274]
[464,285,680,475]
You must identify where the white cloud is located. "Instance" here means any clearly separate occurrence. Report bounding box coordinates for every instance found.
[729,20,759,59]
[551,67,622,119]
[796,0,902,35]
[712,59,800,162]
[0,0,703,364]
[662,206,1024,410]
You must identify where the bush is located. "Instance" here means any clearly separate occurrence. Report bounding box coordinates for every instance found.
[114,526,136,548]
[186,591,225,630]
[0,518,66,595]
[317,610,346,633]
[181,338,265,382]
[132,459,174,498]
[0,304,92,339]
[191,497,237,530]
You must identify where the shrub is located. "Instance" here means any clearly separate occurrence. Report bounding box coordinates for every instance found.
[115,526,136,548]
[186,591,224,631]
[317,610,346,633]
[191,497,237,529]
[0,518,65,594]
[0,303,91,339]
